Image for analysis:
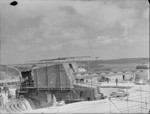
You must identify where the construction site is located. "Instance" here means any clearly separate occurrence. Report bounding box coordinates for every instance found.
[0,0,149,113]
[0,56,150,113]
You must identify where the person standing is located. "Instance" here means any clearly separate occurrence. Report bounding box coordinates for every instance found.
[122,75,125,81]
[7,90,12,99]
[3,83,9,94]
[52,94,57,106]
[0,95,4,108]
[106,78,109,83]
[115,78,118,86]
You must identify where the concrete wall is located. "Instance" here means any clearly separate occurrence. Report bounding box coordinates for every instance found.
[24,91,54,108]
[74,84,98,100]
[33,63,74,89]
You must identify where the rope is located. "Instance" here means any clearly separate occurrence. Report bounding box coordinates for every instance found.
[109,98,123,113]
[122,99,149,104]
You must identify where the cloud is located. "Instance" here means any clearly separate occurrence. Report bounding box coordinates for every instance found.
[40,46,49,51]
[71,39,88,48]
[97,35,119,45]
[2,0,138,41]
[61,28,86,39]
[119,9,138,35]
[40,43,65,51]
[73,1,121,29]
[70,35,120,49]
[73,1,138,35]
[1,0,149,64]
[143,8,149,19]
[50,43,64,51]
[120,17,137,35]
[18,45,30,51]
[35,38,43,44]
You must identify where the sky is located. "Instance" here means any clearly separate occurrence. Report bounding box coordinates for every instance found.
[0,0,149,64]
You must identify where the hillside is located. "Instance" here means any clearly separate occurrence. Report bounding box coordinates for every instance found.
[0,72,11,80]
[77,57,149,72]
[0,65,20,80]
[0,57,149,78]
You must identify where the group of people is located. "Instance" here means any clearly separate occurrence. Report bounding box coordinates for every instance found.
[106,75,126,86]
[115,75,127,86]
[105,77,119,86]
[106,77,118,86]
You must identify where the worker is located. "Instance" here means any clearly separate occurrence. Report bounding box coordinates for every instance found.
[106,78,109,83]
[115,78,118,86]
[52,95,57,106]
[0,87,1,93]
[0,95,4,108]
[7,91,12,99]
[3,83,9,94]
[122,75,125,81]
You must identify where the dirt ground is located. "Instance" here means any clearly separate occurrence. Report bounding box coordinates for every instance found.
[21,82,150,113]
[1,80,149,113]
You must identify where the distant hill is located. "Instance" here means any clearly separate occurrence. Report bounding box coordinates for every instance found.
[0,57,149,76]
[100,58,149,64]
[78,57,149,64]
[0,65,20,80]
[77,57,149,72]
[0,72,11,80]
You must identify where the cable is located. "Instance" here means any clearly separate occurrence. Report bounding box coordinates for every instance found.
[109,98,123,113]
[122,98,149,104]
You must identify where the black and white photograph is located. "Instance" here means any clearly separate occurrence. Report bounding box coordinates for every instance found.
[0,0,149,113]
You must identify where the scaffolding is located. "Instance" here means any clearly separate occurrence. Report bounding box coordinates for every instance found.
[106,85,150,113]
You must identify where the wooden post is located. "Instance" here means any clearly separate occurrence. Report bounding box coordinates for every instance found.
[46,66,49,89]
[126,89,129,114]
[140,86,143,113]
[109,91,111,113]
[36,69,39,91]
